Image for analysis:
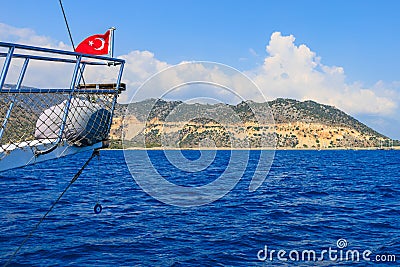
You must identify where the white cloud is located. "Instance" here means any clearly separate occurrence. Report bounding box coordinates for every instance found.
[120,60,259,104]
[117,50,170,102]
[0,23,74,88]
[0,23,69,49]
[118,31,399,118]
[249,32,398,116]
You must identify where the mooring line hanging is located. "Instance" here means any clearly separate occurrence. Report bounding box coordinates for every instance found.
[94,152,102,214]
[96,153,100,203]
[4,150,100,267]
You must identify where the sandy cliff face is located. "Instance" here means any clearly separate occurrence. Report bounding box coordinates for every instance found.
[108,98,393,149]
[110,116,388,149]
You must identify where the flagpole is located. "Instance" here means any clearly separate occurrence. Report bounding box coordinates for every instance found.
[109,27,116,58]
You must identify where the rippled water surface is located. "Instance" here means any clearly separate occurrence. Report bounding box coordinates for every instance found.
[0,150,399,266]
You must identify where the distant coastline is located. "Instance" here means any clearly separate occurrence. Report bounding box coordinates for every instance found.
[109,98,399,151]
[104,146,400,151]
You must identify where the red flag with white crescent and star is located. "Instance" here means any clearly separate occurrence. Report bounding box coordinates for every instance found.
[75,30,110,55]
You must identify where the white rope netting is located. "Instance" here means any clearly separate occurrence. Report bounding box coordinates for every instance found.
[0,88,115,153]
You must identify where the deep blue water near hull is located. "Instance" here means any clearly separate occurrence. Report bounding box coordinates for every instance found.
[0,150,399,266]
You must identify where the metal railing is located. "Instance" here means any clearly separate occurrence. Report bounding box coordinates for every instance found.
[0,41,125,156]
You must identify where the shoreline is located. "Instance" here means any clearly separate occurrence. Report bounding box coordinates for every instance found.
[104,146,400,151]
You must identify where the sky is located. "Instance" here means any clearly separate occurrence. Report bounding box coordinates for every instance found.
[1,0,400,139]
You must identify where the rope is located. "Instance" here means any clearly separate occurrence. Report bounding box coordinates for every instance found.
[59,0,76,50]
[3,150,100,267]
[58,0,86,86]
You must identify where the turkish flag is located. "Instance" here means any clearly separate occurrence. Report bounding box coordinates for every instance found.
[75,30,110,55]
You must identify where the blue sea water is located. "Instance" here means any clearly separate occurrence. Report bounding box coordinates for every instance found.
[0,150,399,266]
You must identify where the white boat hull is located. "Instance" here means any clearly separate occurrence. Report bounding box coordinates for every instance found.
[0,140,104,172]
